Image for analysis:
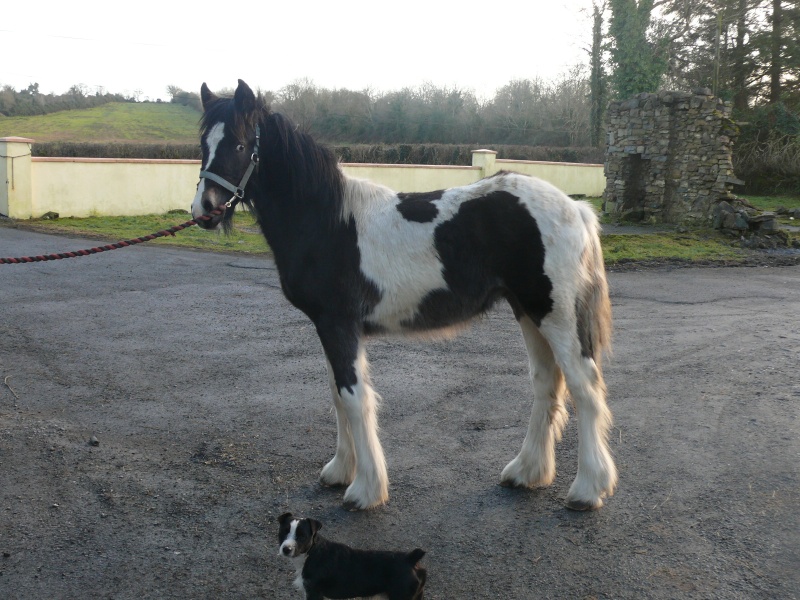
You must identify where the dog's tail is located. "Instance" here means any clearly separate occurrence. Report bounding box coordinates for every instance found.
[408,548,427,598]
[413,569,427,600]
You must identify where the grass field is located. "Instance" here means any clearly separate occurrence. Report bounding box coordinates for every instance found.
[13,192,799,264]
[742,195,800,210]
[602,231,746,263]
[0,103,200,144]
[14,212,270,255]
[740,194,800,225]
[10,209,767,265]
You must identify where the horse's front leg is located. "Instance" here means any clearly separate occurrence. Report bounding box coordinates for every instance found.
[317,322,389,510]
[319,360,356,486]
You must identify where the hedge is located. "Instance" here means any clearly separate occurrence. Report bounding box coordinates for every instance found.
[32,141,604,166]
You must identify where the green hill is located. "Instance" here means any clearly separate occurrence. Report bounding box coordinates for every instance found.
[0,102,201,144]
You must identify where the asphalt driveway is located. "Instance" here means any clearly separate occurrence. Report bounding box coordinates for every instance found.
[1,226,798,599]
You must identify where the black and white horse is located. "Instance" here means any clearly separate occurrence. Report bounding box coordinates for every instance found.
[191,80,617,511]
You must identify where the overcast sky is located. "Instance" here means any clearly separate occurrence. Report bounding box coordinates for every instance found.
[2,0,593,101]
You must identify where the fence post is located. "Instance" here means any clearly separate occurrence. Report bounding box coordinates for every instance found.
[471,149,497,179]
[0,137,34,219]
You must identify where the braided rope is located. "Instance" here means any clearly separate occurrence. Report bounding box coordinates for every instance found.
[1,207,226,265]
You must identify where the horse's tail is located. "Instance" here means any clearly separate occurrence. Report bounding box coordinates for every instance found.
[575,201,612,364]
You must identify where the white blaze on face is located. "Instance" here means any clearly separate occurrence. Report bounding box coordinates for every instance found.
[191,122,226,218]
[278,519,300,557]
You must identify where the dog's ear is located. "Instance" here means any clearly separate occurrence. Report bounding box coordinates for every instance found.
[308,519,322,536]
[278,512,293,525]
[407,548,426,565]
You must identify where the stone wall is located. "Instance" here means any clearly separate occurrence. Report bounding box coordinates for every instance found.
[603,89,741,224]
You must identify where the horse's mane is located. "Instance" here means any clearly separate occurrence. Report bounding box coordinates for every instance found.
[260,110,345,220]
[201,93,345,222]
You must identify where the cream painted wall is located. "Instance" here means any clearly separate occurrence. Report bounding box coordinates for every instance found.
[2,145,604,219]
[31,158,201,218]
[0,138,35,219]
[495,160,606,197]
[340,163,481,192]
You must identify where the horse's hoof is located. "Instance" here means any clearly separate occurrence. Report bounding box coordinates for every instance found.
[565,498,602,511]
[342,500,366,512]
[320,460,356,488]
[498,479,527,489]
[320,480,348,489]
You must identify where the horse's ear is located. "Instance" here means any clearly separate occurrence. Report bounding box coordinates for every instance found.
[200,83,218,111]
[234,79,257,117]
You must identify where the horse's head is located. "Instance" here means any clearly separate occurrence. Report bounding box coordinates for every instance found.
[192,79,261,229]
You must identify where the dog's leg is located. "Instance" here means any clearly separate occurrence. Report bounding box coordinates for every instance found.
[501,315,568,488]
[317,321,388,510]
[319,359,356,486]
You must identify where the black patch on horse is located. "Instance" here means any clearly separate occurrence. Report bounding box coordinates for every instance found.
[404,191,553,330]
[206,105,382,393]
[576,294,594,360]
[396,191,443,223]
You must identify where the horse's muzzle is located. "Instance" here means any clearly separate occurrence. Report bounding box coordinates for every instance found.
[196,216,220,230]
[192,195,224,229]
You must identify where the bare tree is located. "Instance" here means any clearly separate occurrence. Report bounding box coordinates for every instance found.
[276,79,320,130]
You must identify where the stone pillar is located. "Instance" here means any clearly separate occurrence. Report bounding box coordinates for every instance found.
[0,137,34,219]
[472,149,497,178]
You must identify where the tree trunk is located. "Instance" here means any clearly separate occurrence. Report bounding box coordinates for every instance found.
[732,0,750,111]
[769,0,783,103]
[590,2,606,147]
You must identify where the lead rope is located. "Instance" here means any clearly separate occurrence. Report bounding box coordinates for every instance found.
[0,206,227,265]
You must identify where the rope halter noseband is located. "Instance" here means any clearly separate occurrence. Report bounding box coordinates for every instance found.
[198,125,260,209]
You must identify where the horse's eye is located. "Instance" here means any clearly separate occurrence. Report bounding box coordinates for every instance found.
[236,144,245,152]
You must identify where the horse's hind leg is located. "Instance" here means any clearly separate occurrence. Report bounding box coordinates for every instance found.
[500,315,568,488]
[317,322,389,510]
[539,317,617,510]
[319,360,356,486]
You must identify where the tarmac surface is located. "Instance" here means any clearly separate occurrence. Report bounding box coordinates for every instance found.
[1,226,798,599]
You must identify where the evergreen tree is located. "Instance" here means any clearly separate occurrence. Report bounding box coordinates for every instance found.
[608,0,670,97]
[589,1,607,146]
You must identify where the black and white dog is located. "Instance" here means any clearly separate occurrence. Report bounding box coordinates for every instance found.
[277,512,427,599]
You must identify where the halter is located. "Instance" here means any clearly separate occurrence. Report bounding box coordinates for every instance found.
[199,125,260,209]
